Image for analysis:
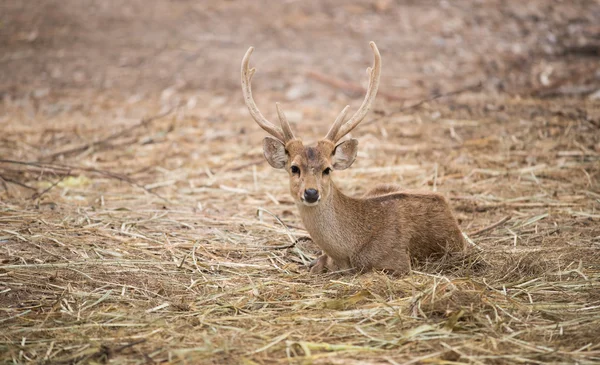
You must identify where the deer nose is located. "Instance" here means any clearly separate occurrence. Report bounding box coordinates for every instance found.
[303,189,319,203]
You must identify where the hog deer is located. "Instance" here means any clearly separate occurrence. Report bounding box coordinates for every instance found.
[242,42,465,275]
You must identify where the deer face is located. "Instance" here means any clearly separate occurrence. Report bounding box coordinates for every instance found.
[241,42,381,205]
[263,138,358,206]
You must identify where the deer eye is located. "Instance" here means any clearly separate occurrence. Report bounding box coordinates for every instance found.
[323,167,331,175]
[291,166,300,174]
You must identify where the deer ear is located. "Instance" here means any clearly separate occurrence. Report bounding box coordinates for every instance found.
[263,137,287,169]
[332,139,358,170]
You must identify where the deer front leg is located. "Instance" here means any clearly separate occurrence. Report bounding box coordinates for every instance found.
[309,254,335,274]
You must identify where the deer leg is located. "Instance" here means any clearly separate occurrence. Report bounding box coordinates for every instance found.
[309,254,334,274]
[377,246,411,275]
[353,238,411,275]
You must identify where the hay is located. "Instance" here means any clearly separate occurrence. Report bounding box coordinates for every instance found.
[1,87,598,364]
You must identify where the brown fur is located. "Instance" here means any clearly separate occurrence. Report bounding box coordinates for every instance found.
[272,139,465,275]
[244,42,464,275]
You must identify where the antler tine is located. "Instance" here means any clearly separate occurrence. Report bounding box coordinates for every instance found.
[330,42,382,143]
[275,102,295,141]
[324,105,350,142]
[241,47,286,142]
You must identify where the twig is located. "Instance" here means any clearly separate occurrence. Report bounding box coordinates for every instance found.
[220,158,265,174]
[536,84,599,98]
[361,81,483,127]
[0,174,37,191]
[256,207,296,245]
[52,339,147,364]
[41,107,177,161]
[0,159,167,201]
[0,175,7,193]
[307,71,407,101]
[30,172,70,200]
[469,215,512,237]
[462,231,482,252]
[307,71,364,95]
[112,339,147,354]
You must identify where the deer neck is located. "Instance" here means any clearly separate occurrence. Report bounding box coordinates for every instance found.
[296,182,357,260]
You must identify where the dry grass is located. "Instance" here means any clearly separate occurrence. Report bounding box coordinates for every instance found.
[1,1,600,364]
[1,88,599,364]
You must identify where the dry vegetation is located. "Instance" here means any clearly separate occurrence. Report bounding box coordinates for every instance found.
[1,1,600,364]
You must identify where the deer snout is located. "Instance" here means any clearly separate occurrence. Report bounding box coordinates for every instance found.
[303,189,320,204]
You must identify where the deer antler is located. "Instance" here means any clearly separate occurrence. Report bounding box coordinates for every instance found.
[324,42,381,143]
[241,47,295,143]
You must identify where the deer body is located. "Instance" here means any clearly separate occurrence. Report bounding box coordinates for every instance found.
[299,183,465,274]
[242,42,465,275]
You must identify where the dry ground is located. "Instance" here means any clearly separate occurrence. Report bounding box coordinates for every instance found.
[1,1,600,364]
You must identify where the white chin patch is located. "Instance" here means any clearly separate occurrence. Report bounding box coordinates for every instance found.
[301,200,320,207]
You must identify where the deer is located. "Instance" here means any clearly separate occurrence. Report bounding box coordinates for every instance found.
[241,42,465,275]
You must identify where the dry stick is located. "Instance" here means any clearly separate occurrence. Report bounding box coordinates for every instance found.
[256,207,296,246]
[111,339,147,355]
[215,158,265,175]
[30,172,70,200]
[0,174,37,191]
[53,339,147,364]
[307,70,407,101]
[0,159,167,201]
[307,70,364,95]
[0,175,7,193]
[362,80,484,128]
[310,68,483,120]
[469,215,512,237]
[42,106,177,161]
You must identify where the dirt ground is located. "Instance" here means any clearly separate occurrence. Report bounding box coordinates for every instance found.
[1,1,600,364]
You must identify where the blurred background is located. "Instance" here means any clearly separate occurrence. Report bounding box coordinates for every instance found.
[2,0,599,105]
[1,0,599,216]
[1,0,599,210]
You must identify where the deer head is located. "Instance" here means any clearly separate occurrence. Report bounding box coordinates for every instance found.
[241,42,381,206]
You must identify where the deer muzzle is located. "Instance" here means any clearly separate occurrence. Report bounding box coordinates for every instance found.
[303,188,320,205]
